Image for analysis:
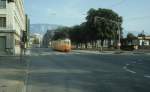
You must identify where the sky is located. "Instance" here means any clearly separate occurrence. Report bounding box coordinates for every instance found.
[24,0,150,36]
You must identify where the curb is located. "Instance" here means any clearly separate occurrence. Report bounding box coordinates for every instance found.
[73,50,116,55]
[73,50,150,55]
[0,54,23,57]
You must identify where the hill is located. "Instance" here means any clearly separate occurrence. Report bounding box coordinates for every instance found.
[30,24,62,36]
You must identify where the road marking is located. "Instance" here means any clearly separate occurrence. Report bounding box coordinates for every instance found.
[126,64,130,66]
[25,50,31,55]
[144,75,150,78]
[123,66,136,74]
[30,69,91,74]
[132,61,137,64]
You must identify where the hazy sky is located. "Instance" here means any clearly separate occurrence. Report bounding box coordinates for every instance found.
[24,0,150,35]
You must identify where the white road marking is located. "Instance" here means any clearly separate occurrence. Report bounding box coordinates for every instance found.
[25,50,31,55]
[126,64,130,66]
[144,75,150,78]
[74,52,81,54]
[123,66,136,74]
[30,69,91,74]
[132,61,137,64]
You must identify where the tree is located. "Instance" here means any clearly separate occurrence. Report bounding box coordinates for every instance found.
[126,33,137,45]
[52,27,69,40]
[127,33,136,40]
[69,25,82,45]
[43,30,54,47]
[43,8,123,49]
[86,8,123,47]
[138,33,145,37]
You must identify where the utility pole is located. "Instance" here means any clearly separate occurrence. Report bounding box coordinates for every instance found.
[117,23,121,50]
[94,16,121,50]
[142,30,145,48]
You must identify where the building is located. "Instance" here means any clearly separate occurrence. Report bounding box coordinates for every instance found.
[29,33,42,48]
[0,0,26,55]
[43,30,55,47]
[138,36,150,46]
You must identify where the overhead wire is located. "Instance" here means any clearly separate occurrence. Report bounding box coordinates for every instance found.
[108,0,126,8]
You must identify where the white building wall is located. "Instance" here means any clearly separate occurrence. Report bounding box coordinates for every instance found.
[0,0,25,55]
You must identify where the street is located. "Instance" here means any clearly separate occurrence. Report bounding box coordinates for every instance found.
[0,48,150,92]
[1,0,150,92]
[25,48,150,92]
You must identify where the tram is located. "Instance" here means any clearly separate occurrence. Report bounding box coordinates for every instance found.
[52,39,71,52]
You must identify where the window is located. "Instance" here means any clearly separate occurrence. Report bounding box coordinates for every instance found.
[0,0,6,8]
[8,0,14,3]
[0,17,6,27]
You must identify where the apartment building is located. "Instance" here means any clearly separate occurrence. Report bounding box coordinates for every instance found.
[29,33,42,48]
[0,0,26,55]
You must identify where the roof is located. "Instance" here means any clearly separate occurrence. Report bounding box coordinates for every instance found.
[138,36,150,40]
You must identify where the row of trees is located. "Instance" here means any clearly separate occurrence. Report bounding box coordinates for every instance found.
[48,8,123,48]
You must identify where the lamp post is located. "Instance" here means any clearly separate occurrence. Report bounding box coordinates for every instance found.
[142,30,145,48]
[94,16,121,50]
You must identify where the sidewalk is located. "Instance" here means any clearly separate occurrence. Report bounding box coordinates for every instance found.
[0,56,27,92]
[72,50,114,54]
[0,49,31,57]
[72,50,150,55]
[0,79,25,92]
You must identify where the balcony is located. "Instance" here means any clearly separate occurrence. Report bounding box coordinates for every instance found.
[0,1,6,9]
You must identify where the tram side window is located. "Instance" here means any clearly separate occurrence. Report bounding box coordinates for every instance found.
[64,41,69,45]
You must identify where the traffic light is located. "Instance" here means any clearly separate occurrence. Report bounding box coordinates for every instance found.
[22,31,27,42]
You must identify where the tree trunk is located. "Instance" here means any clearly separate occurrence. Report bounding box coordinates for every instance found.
[92,41,94,48]
[85,42,88,49]
[101,39,104,47]
[108,39,111,48]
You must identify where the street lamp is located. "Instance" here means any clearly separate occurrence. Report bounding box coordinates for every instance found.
[94,16,121,50]
[141,30,145,48]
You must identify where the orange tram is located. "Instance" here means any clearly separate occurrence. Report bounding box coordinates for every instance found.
[52,39,71,52]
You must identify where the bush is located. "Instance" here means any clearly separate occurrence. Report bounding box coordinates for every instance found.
[121,45,135,51]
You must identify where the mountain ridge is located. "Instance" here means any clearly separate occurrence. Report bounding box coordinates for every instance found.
[30,24,63,36]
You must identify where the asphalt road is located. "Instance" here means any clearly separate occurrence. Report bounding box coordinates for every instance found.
[25,48,150,92]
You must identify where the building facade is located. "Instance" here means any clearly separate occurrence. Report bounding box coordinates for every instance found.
[138,36,150,46]
[0,0,26,55]
[29,33,42,48]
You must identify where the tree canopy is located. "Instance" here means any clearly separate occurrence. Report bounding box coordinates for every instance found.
[86,8,123,41]
[127,33,137,40]
[52,27,69,40]
[45,8,123,47]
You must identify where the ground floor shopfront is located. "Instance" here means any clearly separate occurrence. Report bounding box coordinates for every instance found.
[0,31,21,55]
